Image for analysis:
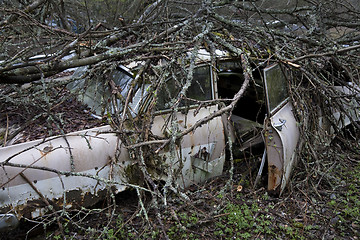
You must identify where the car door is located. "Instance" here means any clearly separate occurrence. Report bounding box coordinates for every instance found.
[263,64,300,195]
[151,65,226,187]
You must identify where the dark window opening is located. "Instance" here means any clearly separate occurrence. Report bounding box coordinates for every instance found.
[217,61,266,123]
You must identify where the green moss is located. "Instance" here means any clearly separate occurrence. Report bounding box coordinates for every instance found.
[124,164,144,185]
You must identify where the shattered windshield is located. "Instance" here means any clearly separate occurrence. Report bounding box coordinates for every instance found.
[156,65,212,110]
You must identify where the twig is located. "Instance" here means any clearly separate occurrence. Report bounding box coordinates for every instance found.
[19,172,66,239]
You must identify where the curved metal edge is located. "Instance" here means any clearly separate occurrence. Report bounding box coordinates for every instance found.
[0,214,19,232]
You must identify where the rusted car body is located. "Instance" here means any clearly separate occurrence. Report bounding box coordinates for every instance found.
[3,50,355,230]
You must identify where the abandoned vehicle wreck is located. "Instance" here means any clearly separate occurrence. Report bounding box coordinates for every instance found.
[1,50,358,231]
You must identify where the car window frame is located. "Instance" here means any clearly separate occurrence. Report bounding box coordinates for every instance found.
[153,64,216,115]
[263,64,290,116]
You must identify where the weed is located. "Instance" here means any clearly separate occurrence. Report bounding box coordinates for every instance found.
[213,202,277,239]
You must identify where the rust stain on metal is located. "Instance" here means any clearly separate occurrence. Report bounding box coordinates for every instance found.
[268,164,281,191]
[39,145,53,158]
[7,188,110,220]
